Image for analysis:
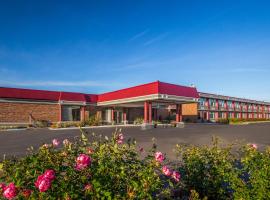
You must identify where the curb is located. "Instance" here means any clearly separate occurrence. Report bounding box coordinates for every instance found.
[48,124,142,131]
[3,128,28,131]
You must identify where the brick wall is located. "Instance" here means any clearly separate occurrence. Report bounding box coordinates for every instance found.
[182,103,198,122]
[0,102,60,123]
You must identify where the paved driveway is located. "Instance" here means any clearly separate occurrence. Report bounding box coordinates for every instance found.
[1,123,270,160]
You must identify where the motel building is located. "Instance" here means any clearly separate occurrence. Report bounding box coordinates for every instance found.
[0,81,270,126]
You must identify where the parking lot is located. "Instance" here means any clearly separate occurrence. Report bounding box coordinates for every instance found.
[1,123,270,160]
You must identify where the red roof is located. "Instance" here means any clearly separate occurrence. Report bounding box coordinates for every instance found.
[0,81,199,103]
[0,87,97,103]
[97,81,159,102]
[97,81,199,102]
[158,82,199,98]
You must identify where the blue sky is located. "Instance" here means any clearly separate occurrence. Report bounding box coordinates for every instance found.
[0,0,270,101]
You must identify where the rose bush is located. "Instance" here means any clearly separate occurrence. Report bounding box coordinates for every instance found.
[175,137,270,200]
[0,129,179,199]
[0,130,269,200]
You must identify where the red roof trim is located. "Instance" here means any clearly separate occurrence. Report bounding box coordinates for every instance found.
[97,81,199,102]
[0,81,199,103]
[158,82,199,98]
[97,81,159,102]
[0,87,97,103]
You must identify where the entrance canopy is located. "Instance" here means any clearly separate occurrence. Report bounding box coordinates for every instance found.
[97,81,199,106]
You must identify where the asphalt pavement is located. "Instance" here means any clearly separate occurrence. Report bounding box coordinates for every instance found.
[1,123,270,160]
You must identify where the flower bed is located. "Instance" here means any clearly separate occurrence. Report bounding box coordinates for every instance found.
[0,130,269,199]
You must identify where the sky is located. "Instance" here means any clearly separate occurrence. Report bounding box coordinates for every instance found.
[0,0,270,101]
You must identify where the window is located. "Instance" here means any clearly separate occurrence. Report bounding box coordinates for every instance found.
[209,112,215,119]
[227,101,233,108]
[209,99,216,107]
[199,98,206,108]
[218,100,224,108]
[62,106,81,121]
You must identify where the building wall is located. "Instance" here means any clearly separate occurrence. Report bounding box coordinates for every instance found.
[198,96,270,121]
[182,103,198,115]
[182,103,198,122]
[0,102,59,123]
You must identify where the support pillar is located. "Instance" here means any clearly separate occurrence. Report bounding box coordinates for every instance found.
[58,104,62,122]
[215,112,219,120]
[81,106,86,122]
[216,99,219,110]
[153,108,157,121]
[176,104,183,122]
[206,111,210,121]
[142,101,154,130]
[148,102,152,123]
[111,108,115,123]
[224,100,228,119]
[123,108,127,124]
[240,104,243,119]
[144,101,149,123]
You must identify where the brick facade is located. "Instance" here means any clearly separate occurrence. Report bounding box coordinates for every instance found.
[182,103,198,122]
[0,102,60,123]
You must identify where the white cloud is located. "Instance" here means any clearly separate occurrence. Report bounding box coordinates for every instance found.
[128,29,149,42]
[143,33,168,46]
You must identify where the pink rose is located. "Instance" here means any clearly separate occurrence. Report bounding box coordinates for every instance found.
[250,143,258,149]
[36,178,52,192]
[42,144,49,148]
[52,139,60,147]
[3,183,17,200]
[75,154,91,170]
[162,166,172,176]
[35,170,55,193]
[172,171,181,182]
[84,184,92,191]
[43,169,55,180]
[35,174,44,188]
[117,133,124,144]
[155,152,165,163]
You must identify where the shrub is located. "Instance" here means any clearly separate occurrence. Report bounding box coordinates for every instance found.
[85,115,101,126]
[59,122,81,128]
[216,118,229,124]
[1,131,269,199]
[228,118,270,124]
[0,129,179,199]
[134,117,144,125]
[34,120,51,128]
[175,138,270,200]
